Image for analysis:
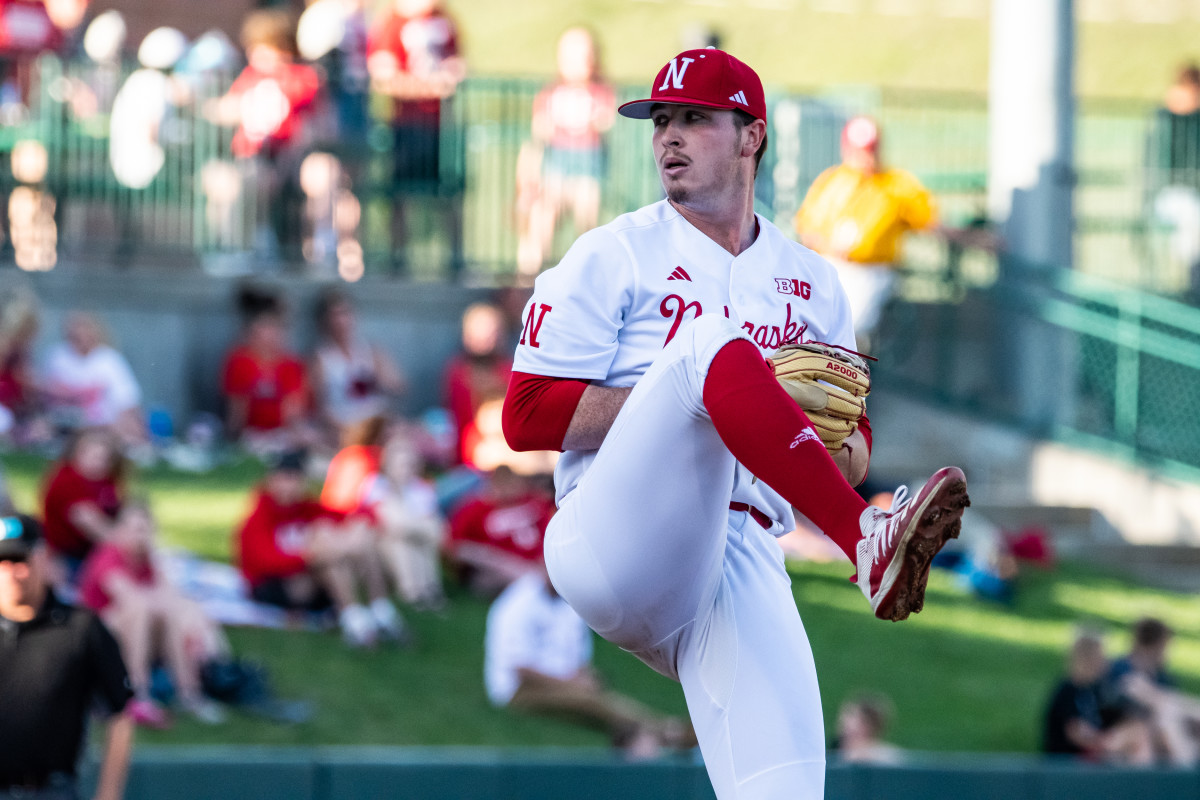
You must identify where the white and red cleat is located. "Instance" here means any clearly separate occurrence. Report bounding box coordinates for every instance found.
[856,467,971,621]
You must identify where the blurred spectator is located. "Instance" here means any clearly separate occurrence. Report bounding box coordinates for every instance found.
[794,116,937,350]
[362,429,446,609]
[461,396,556,476]
[109,27,188,192]
[485,565,696,759]
[213,9,320,260]
[41,311,149,448]
[446,466,554,597]
[221,285,315,456]
[65,8,125,123]
[0,0,62,110]
[41,427,126,573]
[79,502,228,728]
[322,419,446,609]
[42,0,87,52]
[0,280,45,444]
[0,514,134,800]
[320,414,386,515]
[1106,617,1200,766]
[930,510,1019,605]
[515,27,615,279]
[294,0,371,272]
[1043,629,1154,764]
[310,289,405,446]
[236,449,406,648]
[367,0,466,273]
[443,302,512,466]
[833,693,902,764]
[297,0,370,145]
[1146,62,1200,301]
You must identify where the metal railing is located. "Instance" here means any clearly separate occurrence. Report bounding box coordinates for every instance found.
[877,246,1200,476]
[0,53,1184,292]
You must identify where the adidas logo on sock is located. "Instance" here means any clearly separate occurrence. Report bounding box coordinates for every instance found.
[729,90,748,106]
[667,266,692,281]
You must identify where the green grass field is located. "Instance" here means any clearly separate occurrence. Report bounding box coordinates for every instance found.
[3,451,1198,754]
[448,0,1200,102]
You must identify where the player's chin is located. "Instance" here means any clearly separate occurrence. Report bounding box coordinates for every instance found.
[664,184,691,205]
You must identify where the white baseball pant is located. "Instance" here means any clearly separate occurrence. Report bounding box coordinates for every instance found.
[545,314,826,800]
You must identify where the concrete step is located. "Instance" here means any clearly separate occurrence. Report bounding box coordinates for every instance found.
[971,503,1200,592]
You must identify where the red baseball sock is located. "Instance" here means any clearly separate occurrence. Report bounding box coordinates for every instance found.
[702,338,868,562]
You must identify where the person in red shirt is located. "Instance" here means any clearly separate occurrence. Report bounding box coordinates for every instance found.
[0,281,45,446]
[79,502,228,728]
[221,286,314,456]
[446,465,555,597]
[320,414,385,515]
[322,419,447,610]
[367,0,466,272]
[516,26,616,278]
[213,9,321,259]
[41,427,125,571]
[236,449,406,648]
[443,302,512,466]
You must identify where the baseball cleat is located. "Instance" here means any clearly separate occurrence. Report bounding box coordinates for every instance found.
[856,466,970,621]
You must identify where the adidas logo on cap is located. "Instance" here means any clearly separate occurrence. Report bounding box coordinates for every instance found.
[729,90,748,105]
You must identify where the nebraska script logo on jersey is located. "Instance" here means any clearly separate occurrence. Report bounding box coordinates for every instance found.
[520,303,552,349]
[775,278,811,299]
[659,295,808,350]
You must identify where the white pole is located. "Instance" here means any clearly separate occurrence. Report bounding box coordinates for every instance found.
[988,0,1075,270]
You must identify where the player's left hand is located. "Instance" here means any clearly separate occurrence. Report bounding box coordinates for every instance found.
[830,428,869,487]
[768,341,872,453]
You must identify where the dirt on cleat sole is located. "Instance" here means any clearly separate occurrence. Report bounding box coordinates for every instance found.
[888,480,971,622]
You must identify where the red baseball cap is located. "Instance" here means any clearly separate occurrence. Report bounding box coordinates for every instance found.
[618,48,767,123]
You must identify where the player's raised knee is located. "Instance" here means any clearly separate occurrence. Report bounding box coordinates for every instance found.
[671,314,750,368]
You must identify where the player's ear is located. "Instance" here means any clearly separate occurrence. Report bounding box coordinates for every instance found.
[740,118,767,159]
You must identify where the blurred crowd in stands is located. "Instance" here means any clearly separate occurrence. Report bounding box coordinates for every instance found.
[0,274,588,738]
[0,0,622,277]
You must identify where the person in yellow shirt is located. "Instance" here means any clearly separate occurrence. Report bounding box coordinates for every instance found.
[795,116,936,347]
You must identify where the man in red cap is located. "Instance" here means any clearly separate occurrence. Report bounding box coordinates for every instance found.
[794,115,938,349]
[503,49,968,799]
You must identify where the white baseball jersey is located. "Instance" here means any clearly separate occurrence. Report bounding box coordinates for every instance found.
[514,199,856,534]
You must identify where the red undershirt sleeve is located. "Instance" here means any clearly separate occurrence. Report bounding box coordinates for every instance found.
[502,371,590,452]
[859,412,873,455]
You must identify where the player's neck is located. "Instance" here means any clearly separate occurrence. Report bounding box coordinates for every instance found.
[669,194,758,256]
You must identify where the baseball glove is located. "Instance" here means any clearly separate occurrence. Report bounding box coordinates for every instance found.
[768,342,872,452]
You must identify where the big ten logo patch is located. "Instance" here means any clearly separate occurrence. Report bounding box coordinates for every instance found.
[774,278,811,299]
[520,303,552,348]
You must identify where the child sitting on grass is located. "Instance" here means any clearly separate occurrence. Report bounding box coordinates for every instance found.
[238,449,406,648]
[78,501,228,728]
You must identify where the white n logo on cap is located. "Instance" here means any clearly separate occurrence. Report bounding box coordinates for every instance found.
[729,90,748,105]
[659,57,696,91]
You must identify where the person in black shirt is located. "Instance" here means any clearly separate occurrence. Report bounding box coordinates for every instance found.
[1106,617,1200,766]
[1042,629,1152,765]
[0,514,134,800]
